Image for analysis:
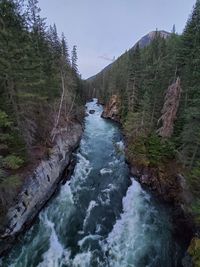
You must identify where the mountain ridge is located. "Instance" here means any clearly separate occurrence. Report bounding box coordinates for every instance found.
[87,30,171,82]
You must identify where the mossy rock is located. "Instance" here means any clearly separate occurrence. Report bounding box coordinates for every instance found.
[188,238,200,267]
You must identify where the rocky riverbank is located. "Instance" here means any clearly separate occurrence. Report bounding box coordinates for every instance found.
[101,95,199,266]
[101,95,192,203]
[0,121,82,256]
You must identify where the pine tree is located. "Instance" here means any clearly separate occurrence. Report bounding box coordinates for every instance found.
[126,44,141,112]
[61,33,70,66]
[179,0,200,168]
[71,45,78,74]
[0,0,84,220]
[172,24,176,34]
[26,0,46,35]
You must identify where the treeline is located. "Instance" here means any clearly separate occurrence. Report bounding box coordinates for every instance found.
[0,0,84,219]
[88,2,200,221]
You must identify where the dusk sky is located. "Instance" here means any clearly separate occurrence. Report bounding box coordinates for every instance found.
[38,0,196,79]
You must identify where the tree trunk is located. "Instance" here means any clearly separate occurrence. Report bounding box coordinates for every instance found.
[7,78,20,128]
[52,71,65,141]
[190,144,199,169]
[150,97,156,128]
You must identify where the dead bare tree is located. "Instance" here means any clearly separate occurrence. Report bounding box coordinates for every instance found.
[52,69,66,142]
[51,59,76,141]
[157,77,182,138]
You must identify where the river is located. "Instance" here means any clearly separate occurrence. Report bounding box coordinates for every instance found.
[2,99,185,267]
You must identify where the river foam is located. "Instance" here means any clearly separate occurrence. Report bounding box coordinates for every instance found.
[2,99,184,267]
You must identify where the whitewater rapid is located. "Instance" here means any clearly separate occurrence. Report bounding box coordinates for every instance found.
[2,99,184,267]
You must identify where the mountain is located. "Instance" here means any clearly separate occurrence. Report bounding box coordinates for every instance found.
[87,30,171,82]
[134,30,171,49]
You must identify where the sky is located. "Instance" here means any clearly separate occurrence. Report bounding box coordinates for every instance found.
[38,0,196,79]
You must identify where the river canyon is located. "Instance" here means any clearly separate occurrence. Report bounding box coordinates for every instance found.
[1,99,186,267]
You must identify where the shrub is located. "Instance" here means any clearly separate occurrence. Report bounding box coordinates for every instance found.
[187,163,200,196]
[191,199,200,224]
[3,155,24,170]
[0,110,12,128]
[146,134,176,165]
[0,175,22,213]
[0,175,22,188]
[188,237,200,267]
[127,135,150,166]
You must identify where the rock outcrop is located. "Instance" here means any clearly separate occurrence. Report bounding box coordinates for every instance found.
[101,95,121,122]
[129,163,185,203]
[0,122,82,256]
[128,153,195,262]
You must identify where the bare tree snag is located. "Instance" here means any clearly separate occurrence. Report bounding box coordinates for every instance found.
[52,71,65,142]
[157,77,182,138]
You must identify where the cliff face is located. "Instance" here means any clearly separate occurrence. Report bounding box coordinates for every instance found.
[0,122,82,255]
[101,95,121,122]
[128,157,194,244]
[129,162,183,203]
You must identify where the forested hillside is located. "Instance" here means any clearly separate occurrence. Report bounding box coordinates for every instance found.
[1,0,200,264]
[88,1,200,223]
[0,0,84,222]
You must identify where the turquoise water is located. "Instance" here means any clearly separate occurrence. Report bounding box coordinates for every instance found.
[1,99,184,267]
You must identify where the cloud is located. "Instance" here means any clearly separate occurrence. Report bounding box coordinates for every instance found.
[99,55,116,62]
